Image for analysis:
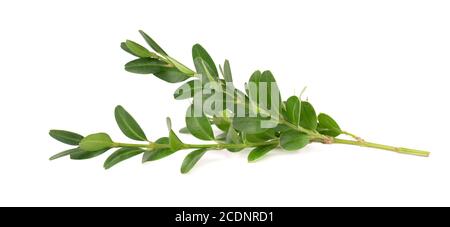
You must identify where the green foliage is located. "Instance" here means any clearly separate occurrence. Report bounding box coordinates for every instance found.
[317,113,342,137]
[79,133,113,152]
[49,31,430,174]
[185,104,215,140]
[115,105,147,141]
[280,130,309,151]
[192,44,218,78]
[299,101,317,130]
[285,96,301,126]
[49,130,83,145]
[142,137,174,162]
[104,147,144,169]
[181,149,207,174]
[248,144,278,162]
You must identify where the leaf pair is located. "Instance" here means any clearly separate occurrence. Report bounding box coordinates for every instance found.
[123,31,193,83]
[231,70,282,134]
[247,70,282,117]
[125,58,190,83]
[81,106,148,167]
[284,96,317,130]
[48,130,96,160]
[49,130,112,161]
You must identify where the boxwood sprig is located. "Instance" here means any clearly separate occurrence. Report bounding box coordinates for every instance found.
[49,31,430,174]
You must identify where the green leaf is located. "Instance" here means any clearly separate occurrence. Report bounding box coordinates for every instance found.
[285,96,301,126]
[121,42,140,57]
[212,116,231,132]
[226,127,243,152]
[70,148,109,160]
[104,147,144,169]
[185,105,215,140]
[49,130,84,146]
[125,58,169,74]
[192,44,218,78]
[165,55,195,75]
[125,40,156,58]
[153,67,190,83]
[125,58,190,83]
[179,127,191,134]
[194,58,218,84]
[49,147,82,160]
[280,130,310,151]
[248,70,282,118]
[180,148,207,174]
[169,130,184,151]
[138,30,168,56]
[173,80,202,100]
[114,105,147,141]
[142,137,175,162]
[166,117,172,130]
[232,117,269,134]
[317,113,342,137]
[79,133,114,152]
[299,101,317,130]
[248,70,261,103]
[274,124,291,133]
[248,144,278,162]
[245,129,277,143]
[215,132,227,141]
[222,60,233,82]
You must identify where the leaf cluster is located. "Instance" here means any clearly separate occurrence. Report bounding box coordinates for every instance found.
[49,31,429,173]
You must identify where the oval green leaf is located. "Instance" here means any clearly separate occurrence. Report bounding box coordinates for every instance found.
[115,105,147,141]
[317,113,342,137]
[79,133,113,152]
[185,105,214,141]
[180,148,208,174]
[285,96,301,126]
[49,147,82,160]
[49,130,84,146]
[124,58,168,74]
[248,144,278,162]
[245,129,277,143]
[299,101,317,130]
[194,58,218,83]
[104,147,144,169]
[280,130,310,151]
[125,40,156,58]
[138,30,168,56]
[179,127,191,134]
[70,148,110,160]
[192,44,218,78]
[121,42,140,57]
[212,116,231,132]
[165,55,195,75]
[153,67,190,83]
[232,117,269,134]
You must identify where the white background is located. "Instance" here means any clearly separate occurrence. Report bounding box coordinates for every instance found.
[0,0,449,207]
